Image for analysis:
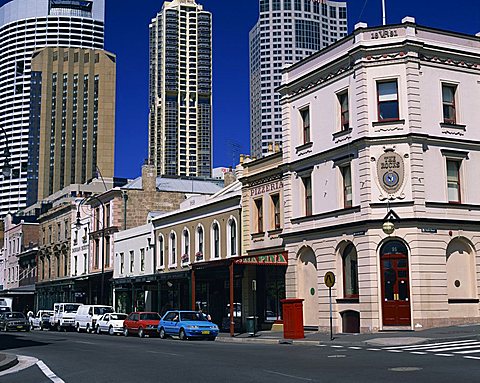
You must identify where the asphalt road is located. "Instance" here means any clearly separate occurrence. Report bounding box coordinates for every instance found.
[1,330,480,382]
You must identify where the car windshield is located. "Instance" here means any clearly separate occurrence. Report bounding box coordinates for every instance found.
[110,314,127,320]
[94,307,114,315]
[5,313,25,319]
[180,312,207,321]
[41,313,53,318]
[0,307,10,313]
[140,313,160,320]
[65,304,81,313]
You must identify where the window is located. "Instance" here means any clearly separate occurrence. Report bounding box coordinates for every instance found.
[158,235,164,268]
[447,159,461,203]
[342,243,359,298]
[212,223,220,259]
[228,219,237,256]
[294,0,301,11]
[94,239,99,269]
[442,84,457,124]
[271,194,281,229]
[120,253,124,274]
[84,254,87,274]
[302,176,312,216]
[377,80,399,121]
[182,229,190,264]
[300,107,310,144]
[341,164,352,208]
[337,91,349,130]
[74,256,78,276]
[255,199,264,233]
[105,236,110,268]
[74,230,78,245]
[140,248,145,272]
[196,226,204,261]
[284,0,291,10]
[272,0,281,11]
[130,250,134,273]
[170,232,177,266]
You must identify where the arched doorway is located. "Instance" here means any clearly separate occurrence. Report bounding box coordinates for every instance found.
[297,247,318,327]
[446,238,476,300]
[380,240,411,326]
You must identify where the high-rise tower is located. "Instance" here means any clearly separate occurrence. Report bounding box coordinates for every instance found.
[249,0,347,157]
[0,0,105,216]
[149,0,212,178]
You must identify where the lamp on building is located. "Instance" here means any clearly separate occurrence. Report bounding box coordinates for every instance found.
[0,127,13,178]
[382,209,399,235]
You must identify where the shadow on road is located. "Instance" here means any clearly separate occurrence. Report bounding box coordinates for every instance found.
[0,333,51,352]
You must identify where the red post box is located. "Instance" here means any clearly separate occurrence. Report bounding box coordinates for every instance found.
[281,298,304,339]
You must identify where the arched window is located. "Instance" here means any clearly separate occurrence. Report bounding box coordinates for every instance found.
[158,235,164,268]
[228,218,237,256]
[196,225,204,261]
[342,243,358,298]
[212,222,220,259]
[182,229,190,264]
[169,232,177,266]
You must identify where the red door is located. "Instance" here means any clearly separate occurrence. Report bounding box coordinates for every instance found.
[381,251,411,326]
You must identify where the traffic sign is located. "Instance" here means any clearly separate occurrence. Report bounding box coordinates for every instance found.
[324,272,335,288]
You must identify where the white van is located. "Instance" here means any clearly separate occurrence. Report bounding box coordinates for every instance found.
[75,305,114,333]
[51,303,83,331]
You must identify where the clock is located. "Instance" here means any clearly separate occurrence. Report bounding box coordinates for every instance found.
[383,171,399,188]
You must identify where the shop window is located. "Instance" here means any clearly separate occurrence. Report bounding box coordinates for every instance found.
[377,80,399,121]
[271,193,281,229]
[342,243,359,298]
[158,235,164,268]
[337,90,349,131]
[442,83,457,124]
[211,222,220,259]
[341,164,352,208]
[302,175,312,216]
[255,198,264,233]
[446,159,461,203]
[170,232,177,266]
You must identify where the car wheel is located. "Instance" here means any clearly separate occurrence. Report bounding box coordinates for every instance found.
[123,328,129,337]
[179,328,187,341]
[159,327,166,339]
[76,323,81,333]
[138,328,144,338]
[108,326,114,336]
[96,325,101,335]
[57,324,62,332]
[85,324,90,334]
[3,324,7,332]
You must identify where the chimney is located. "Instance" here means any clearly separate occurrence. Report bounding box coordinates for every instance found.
[142,164,157,192]
[224,168,236,187]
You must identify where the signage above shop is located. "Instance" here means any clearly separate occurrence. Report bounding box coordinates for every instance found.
[377,151,405,195]
[250,181,283,197]
[234,253,287,266]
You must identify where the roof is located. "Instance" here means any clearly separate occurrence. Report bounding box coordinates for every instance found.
[122,176,223,195]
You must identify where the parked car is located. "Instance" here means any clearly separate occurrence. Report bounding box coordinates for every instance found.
[158,310,219,341]
[95,313,127,335]
[0,312,30,332]
[29,310,54,330]
[0,307,11,314]
[75,305,114,333]
[123,312,160,338]
[40,312,54,330]
[51,303,83,331]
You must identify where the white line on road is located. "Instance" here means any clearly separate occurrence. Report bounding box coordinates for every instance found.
[387,350,403,353]
[74,341,96,345]
[146,350,181,356]
[348,347,362,350]
[427,344,480,353]
[366,348,381,351]
[434,354,454,357]
[383,339,477,350]
[264,370,313,381]
[410,352,427,355]
[453,349,480,355]
[330,345,344,348]
[464,356,480,360]
[36,360,65,383]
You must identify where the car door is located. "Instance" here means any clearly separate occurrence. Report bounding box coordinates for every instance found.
[161,312,174,335]
[130,313,139,333]
[97,314,106,332]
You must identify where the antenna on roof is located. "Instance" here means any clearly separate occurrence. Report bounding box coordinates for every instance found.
[382,0,387,25]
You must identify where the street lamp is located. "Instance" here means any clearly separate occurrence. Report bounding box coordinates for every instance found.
[0,126,13,178]
[76,195,106,305]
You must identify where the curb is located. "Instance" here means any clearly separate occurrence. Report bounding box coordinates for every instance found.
[216,337,320,346]
[0,354,19,372]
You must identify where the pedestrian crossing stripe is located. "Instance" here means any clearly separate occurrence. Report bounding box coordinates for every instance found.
[383,339,477,350]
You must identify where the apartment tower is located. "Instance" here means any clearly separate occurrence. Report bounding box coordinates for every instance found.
[149,0,212,177]
[249,0,347,157]
[28,47,116,204]
[0,0,105,216]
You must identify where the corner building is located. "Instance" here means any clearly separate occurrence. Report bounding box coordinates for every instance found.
[0,0,105,216]
[149,0,212,178]
[279,18,480,332]
[250,0,347,158]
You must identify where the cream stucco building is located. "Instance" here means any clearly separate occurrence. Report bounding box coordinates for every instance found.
[278,17,480,332]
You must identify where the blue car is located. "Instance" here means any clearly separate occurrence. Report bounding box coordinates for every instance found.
[158,310,219,341]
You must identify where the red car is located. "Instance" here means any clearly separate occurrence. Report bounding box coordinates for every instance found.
[123,312,161,338]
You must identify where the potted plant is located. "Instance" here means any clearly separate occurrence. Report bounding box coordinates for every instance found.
[195,251,203,261]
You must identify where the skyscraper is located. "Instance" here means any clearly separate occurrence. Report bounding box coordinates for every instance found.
[28,47,116,204]
[149,0,212,178]
[0,0,105,216]
[249,0,347,157]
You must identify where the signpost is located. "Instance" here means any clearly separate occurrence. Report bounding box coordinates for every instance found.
[252,279,257,336]
[324,272,336,341]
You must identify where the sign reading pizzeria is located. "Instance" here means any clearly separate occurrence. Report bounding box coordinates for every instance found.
[234,253,287,266]
[250,181,283,197]
[377,151,405,195]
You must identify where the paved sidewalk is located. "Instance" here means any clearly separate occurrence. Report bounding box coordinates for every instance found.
[216,323,480,347]
[0,353,18,372]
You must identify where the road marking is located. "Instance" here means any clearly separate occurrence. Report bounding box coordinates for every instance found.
[348,347,362,350]
[464,356,480,360]
[427,344,480,353]
[410,352,427,355]
[146,350,181,356]
[387,350,403,353]
[453,349,480,355]
[434,354,454,357]
[264,370,313,381]
[330,345,343,348]
[383,339,477,350]
[36,360,65,383]
[366,348,381,351]
[75,341,96,345]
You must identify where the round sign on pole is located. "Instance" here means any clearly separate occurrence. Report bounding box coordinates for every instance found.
[324,271,336,288]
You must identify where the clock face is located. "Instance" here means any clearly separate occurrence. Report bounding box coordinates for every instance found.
[383,171,399,188]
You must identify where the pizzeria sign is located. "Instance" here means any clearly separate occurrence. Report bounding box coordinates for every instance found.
[234,253,287,266]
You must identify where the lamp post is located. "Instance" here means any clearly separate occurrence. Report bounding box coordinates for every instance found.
[0,126,13,178]
[76,195,106,305]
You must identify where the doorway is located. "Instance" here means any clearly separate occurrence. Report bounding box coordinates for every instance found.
[380,240,411,326]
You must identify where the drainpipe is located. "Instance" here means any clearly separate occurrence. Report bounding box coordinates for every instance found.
[122,191,128,230]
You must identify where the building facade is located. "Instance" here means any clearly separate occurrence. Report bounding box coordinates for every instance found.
[0,0,105,217]
[148,0,212,178]
[28,47,116,205]
[249,0,347,158]
[278,18,480,332]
